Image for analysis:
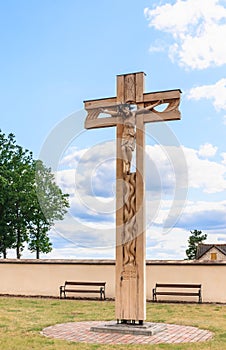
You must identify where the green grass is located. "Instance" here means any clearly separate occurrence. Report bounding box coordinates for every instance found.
[0,297,225,349]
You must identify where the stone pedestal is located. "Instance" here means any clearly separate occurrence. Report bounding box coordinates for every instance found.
[90,321,167,336]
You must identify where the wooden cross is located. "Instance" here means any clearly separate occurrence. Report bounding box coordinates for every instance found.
[84,72,181,324]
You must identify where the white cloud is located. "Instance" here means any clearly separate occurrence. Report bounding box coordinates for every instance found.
[176,200,226,230]
[144,0,226,69]
[149,44,165,53]
[46,246,115,260]
[146,144,188,193]
[56,143,226,242]
[198,143,218,158]
[221,152,226,165]
[7,239,115,260]
[41,142,226,259]
[146,226,189,259]
[187,79,226,111]
[146,144,226,194]
[184,146,226,193]
[149,196,226,232]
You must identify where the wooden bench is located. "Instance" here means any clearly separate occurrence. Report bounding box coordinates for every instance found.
[59,281,106,300]
[152,283,202,303]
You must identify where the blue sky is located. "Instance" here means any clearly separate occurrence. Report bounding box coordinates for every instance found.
[2,0,226,259]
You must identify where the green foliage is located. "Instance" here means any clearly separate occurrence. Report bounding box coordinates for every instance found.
[28,160,69,259]
[34,160,69,224]
[0,131,18,257]
[186,229,207,260]
[0,130,69,259]
[7,144,34,258]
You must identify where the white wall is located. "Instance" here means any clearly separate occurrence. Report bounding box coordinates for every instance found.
[1,259,226,302]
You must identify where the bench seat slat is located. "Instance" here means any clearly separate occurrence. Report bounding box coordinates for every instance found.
[64,289,101,293]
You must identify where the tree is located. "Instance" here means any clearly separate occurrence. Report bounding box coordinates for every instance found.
[0,130,69,259]
[0,131,19,257]
[27,160,69,259]
[186,230,207,260]
[28,224,52,260]
[8,145,34,258]
[0,133,34,258]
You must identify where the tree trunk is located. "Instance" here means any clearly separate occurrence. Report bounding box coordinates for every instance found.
[16,228,21,259]
[36,224,40,259]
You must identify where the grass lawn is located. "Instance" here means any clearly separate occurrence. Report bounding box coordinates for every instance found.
[0,297,225,349]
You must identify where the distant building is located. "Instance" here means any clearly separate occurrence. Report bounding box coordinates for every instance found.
[196,244,226,261]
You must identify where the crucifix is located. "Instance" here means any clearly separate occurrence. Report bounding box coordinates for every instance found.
[84,72,181,324]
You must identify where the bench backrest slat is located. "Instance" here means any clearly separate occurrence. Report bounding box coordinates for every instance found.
[65,281,105,286]
[156,283,201,288]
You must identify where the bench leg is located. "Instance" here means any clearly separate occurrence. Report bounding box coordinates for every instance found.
[100,287,105,300]
[60,287,66,299]
[152,288,157,302]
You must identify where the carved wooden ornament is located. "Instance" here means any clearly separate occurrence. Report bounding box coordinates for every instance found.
[84,72,181,323]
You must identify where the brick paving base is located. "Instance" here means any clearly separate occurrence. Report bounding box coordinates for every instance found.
[42,321,213,345]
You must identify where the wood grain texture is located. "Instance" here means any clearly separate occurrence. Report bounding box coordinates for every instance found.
[84,72,181,322]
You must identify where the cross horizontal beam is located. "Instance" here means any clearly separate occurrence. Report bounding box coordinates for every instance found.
[84,89,181,129]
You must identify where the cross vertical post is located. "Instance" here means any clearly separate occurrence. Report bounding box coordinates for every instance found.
[84,72,181,324]
[115,73,146,322]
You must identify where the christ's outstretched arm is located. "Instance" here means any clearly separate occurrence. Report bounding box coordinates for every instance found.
[136,100,161,115]
[100,108,119,116]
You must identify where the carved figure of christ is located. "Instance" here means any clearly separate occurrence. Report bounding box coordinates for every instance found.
[101,102,160,175]
[84,72,181,324]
